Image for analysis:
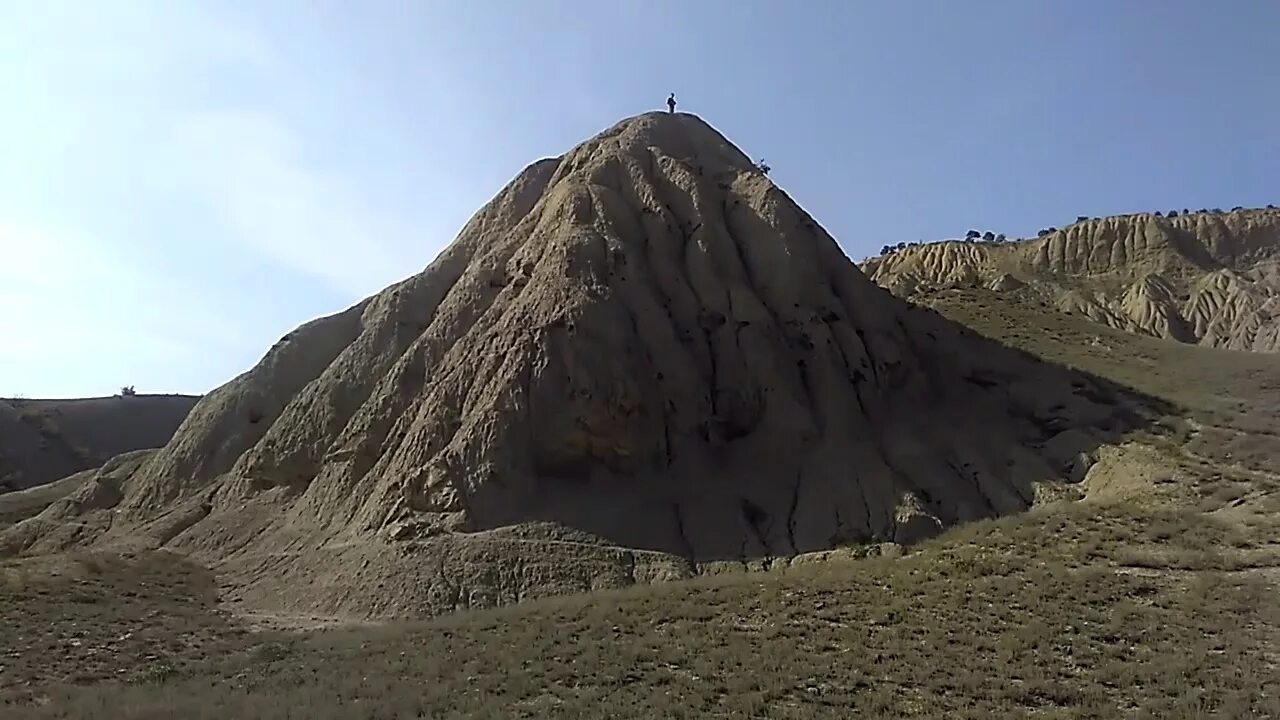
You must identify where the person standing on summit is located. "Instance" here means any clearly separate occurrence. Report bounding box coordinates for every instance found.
[667,93,676,113]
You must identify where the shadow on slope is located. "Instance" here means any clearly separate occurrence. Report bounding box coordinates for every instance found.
[0,394,199,493]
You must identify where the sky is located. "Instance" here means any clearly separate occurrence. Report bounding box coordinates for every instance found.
[1,1,1277,398]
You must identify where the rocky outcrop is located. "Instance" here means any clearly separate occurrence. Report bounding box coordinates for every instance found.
[862,209,1280,351]
[2,113,1161,619]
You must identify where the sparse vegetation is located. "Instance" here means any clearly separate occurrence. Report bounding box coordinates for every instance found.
[872,206,1275,258]
[6,499,1276,719]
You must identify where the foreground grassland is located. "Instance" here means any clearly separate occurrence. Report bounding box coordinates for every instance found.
[4,496,1277,719]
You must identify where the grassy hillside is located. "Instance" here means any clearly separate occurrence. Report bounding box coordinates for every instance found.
[913,288,1280,476]
[5,497,1277,718]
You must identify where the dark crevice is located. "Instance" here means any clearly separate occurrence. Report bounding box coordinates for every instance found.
[795,359,822,433]
[672,501,694,560]
[946,457,997,517]
[850,466,874,541]
[740,498,768,557]
[786,471,801,554]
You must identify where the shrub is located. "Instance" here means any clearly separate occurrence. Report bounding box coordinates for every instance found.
[119,385,137,397]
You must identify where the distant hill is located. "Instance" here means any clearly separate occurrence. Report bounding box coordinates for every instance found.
[0,394,198,492]
[861,208,1280,352]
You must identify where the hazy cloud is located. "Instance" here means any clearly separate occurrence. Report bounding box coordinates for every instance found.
[169,111,416,297]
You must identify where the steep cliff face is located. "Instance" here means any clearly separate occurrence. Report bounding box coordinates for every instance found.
[3,113,1157,618]
[862,209,1280,351]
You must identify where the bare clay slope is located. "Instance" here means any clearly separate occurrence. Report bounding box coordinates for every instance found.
[2,113,1162,619]
[0,395,198,493]
[862,209,1280,351]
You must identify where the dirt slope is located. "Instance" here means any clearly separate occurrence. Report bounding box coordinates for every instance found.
[0,395,198,493]
[861,209,1280,351]
[1,112,1166,619]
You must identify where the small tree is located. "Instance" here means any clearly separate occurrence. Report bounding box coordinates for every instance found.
[1153,210,1163,217]
[1232,206,1243,211]
[982,231,995,241]
[1076,215,1089,223]
[119,385,136,397]
[965,229,980,239]
[995,233,1006,243]
[1167,210,1178,217]
[880,245,891,255]
[755,159,771,175]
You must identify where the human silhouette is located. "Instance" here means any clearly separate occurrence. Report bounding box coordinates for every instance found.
[667,93,676,113]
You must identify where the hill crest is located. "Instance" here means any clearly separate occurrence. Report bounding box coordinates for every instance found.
[2,112,1163,618]
[863,208,1280,351]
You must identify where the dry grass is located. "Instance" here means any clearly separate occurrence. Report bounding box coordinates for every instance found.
[5,500,1277,719]
[0,551,250,707]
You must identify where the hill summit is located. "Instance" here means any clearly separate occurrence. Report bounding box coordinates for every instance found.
[2,113,1160,618]
[862,209,1280,351]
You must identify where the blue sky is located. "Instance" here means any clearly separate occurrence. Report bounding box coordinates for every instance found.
[2,1,1277,398]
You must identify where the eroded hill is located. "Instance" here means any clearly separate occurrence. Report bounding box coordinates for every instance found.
[2,113,1169,619]
[861,209,1280,351]
[0,395,198,493]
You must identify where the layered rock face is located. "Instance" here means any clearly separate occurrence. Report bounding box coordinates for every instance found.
[2,113,1156,617]
[862,209,1280,351]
